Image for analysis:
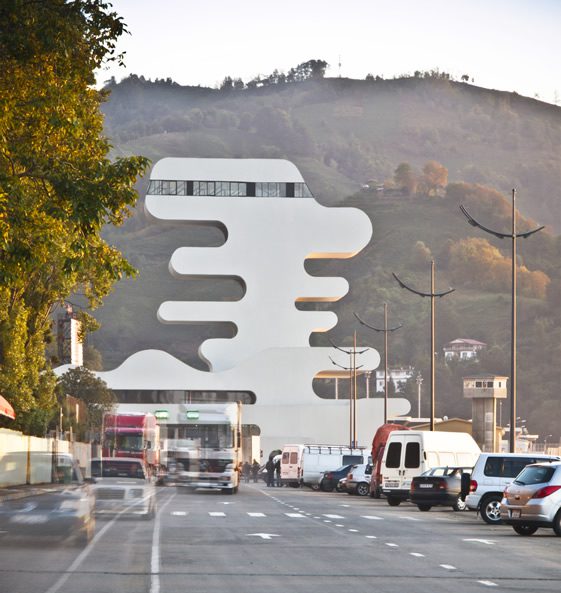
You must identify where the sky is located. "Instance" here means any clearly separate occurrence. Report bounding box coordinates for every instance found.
[96,0,561,103]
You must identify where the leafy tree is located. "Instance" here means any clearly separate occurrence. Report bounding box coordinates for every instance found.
[393,162,418,195]
[420,161,448,196]
[0,1,149,429]
[57,367,116,440]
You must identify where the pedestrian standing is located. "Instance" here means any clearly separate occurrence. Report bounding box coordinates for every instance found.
[251,460,260,483]
[274,457,282,487]
[242,461,251,483]
[265,458,275,487]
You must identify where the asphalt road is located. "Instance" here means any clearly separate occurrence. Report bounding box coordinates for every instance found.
[1,483,560,593]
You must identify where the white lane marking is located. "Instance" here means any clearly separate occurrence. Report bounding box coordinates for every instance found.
[247,512,266,517]
[463,538,496,545]
[399,516,420,521]
[44,493,173,593]
[323,519,332,523]
[247,533,279,540]
[314,516,321,519]
[361,515,383,520]
[477,581,498,587]
[285,513,305,518]
[150,494,176,593]
[440,564,456,570]
[323,514,345,519]
[335,524,344,527]
[348,529,359,532]
[340,504,350,507]
[365,535,377,539]
[386,543,398,547]
[220,502,233,505]
[209,512,226,517]
[171,511,187,516]
[410,553,425,558]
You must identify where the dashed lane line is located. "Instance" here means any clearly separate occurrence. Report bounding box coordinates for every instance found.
[440,564,457,571]
[477,581,498,587]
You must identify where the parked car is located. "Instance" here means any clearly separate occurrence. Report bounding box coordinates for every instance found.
[90,457,156,519]
[319,464,355,492]
[337,477,347,492]
[464,452,560,524]
[346,464,373,496]
[410,466,472,511]
[0,453,94,546]
[501,461,561,536]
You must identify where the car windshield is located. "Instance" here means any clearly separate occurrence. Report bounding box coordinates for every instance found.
[91,460,146,479]
[514,465,556,485]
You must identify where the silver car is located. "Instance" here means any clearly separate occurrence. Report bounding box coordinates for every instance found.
[501,461,561,536]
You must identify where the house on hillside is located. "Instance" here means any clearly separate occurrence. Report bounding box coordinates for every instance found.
[443,338,486,362]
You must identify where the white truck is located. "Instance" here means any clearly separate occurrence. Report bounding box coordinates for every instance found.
[381,430,481,506]
[281,444,369,489]
[117,403,242,494]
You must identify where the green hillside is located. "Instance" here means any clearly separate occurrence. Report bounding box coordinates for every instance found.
[90,75,560,438]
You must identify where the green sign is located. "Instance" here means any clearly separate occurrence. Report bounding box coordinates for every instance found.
[154,410,169,420]
[186,410,200,421]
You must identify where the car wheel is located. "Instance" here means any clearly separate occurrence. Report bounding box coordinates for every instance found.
[417,504,431,512]
[387,496,401,507]
[513,524,538,536]
[310,484,320,491]
[480,495,502,524]
[321,481,334,493]
[356,483,370,497]
[453,495,467,511]
[552,509,561,536]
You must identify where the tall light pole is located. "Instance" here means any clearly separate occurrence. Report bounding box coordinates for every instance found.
[393,261,454,431]
[460,189,544,453]
[354,304,402,424]
[416,373,423,419]
[329,337,368,448]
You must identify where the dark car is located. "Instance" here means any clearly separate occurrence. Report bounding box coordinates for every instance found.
[319,464,354,492]
[0,452,95,546]
[410,466,472,512]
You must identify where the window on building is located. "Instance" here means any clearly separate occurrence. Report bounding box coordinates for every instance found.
[161,180,177,195]
[475,381,483,388]
[294,183,313,197]
[177,181,187,195]
[193,181,215,196]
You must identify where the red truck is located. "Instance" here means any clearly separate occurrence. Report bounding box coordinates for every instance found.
[369,423,409,498]
[102,413,160,474]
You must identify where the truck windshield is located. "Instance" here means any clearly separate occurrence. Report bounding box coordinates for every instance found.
[115,434,143,451]
[179,424,232,448]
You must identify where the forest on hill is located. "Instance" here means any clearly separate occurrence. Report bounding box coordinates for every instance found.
[90,70,560,438]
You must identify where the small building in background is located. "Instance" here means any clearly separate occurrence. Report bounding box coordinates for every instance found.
[57,305,83,366]
[443,338,487,361]
[375,366,415,393]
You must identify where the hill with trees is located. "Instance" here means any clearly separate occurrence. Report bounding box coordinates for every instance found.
[89,68,560,438]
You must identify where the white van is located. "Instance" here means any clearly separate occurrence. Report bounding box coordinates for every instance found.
[281,444,368,489]
[381,431,481,505]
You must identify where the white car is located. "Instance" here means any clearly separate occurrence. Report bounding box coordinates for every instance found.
[346,464,373,496]
[90,458,156,519]
[465,452,560,524]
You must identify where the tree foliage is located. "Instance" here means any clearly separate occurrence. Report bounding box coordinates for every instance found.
[0,1,149,429]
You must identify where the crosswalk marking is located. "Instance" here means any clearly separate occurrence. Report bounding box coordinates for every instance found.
[247,512,266,517]
[285,513,306,518]
[323,514,344,519]
[171,511,187,516]
[410,553,425,558]
[440,564,456,571]
[209,512,226,517]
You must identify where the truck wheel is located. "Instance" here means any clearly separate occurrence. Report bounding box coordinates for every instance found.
[417,504,431,512]
[480,494,503,524]
[387,496,401,507]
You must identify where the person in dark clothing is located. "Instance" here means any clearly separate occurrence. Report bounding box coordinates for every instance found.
[274,458,282,487]
[242,461,251,483]
[251,460,260,483]
[265,458,275,487]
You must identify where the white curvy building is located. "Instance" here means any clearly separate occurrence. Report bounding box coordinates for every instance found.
[57,159,410,455]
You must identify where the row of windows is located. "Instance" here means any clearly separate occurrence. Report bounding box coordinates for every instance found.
[147,179,313,198]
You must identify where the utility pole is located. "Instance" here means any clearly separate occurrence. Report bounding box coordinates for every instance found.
[416,373,423,419]
[393,261,454,431]
[329,337,368,448]
[354,304,402,424]
[460,190,544,453]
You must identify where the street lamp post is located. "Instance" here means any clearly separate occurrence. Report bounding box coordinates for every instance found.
[354,304,402,424]
[460,189,544,453]
[416,373,423,419]
[329,337,368,448]
[393,261,454,431]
